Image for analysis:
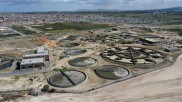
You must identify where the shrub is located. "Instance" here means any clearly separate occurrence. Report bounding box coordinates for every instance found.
[42,84,50,91]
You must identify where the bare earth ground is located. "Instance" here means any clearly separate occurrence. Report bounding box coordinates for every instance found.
[17,54,182,102]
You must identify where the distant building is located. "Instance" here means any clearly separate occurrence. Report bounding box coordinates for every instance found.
[0,27,13,33]
[139,38,161,44]
[138,35,162,45]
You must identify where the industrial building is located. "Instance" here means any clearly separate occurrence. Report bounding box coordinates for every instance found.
[20,58,45,69]
[138,35,162,45]
[0,27,13,33]
[23,46,49,61]
[20,46,49,69]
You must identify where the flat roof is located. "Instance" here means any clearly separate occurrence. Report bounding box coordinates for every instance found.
[23,52,49,57]
[21,58,44,65]
[145,38,161,43]
[37,46,45,53]
[140,37,161,43]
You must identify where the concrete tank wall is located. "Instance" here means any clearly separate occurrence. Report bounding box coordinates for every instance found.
[0,60,13,70]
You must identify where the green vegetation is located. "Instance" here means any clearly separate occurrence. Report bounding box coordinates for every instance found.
[48,29,76,33]
[0,33,20,38]
[112,33,121,36]
[61,67,69,72]
[53,68,61,72]
[117,39,124,44]
[14,76,20,81]
[32,22,113,32]
[11,25,36,35]
[168,28,182,36]
[42,84,50,91]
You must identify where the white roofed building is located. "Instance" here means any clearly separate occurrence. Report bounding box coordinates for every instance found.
[20,58,45,69]
[23,46,49,61]
[20,46,49,69]
[37,46,45,53]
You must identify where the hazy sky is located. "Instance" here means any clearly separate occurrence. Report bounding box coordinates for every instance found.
[0,0,182,12]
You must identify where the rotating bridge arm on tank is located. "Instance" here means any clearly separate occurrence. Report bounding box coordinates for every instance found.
[129,47,137,65]
[60,70,76,86]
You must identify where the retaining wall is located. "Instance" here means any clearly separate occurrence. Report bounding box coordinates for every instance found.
[0,60,13,70]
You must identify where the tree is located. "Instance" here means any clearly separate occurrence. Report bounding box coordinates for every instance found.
[42,85,50,91]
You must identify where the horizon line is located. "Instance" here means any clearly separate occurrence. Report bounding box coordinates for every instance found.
[0,6,182,13]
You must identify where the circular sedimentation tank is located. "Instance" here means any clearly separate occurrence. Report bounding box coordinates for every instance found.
[62,43,80,47]
[68,57,96,67]
[59,39,72,42]
[101,47,165,65]
[59,35,80,42]
[95,65,129,80]
[65,49,87,55]
[48,70,86,88]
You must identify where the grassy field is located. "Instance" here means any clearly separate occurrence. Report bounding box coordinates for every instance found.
[0,33,20,38]
[168,28,182,36]
[48,29,76,33]
[32,22,113,32]
[11,25,36,35]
